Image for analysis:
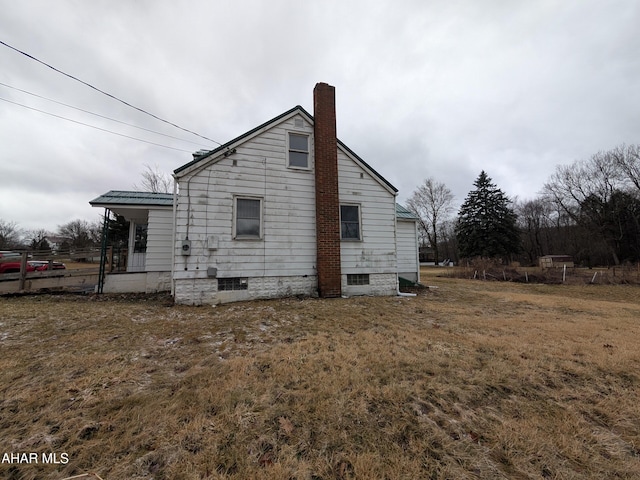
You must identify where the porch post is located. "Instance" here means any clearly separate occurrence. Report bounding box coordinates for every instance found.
[97,208,110,294]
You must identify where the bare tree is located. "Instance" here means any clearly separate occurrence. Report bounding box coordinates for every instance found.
[0,218,22,249]
[516,198,553,264]
[406,178,454,264]
[611,144,640,194]
[544,151,622,223]
[543,146,640,265]
[57,220,101,250]
[133,163,173,193]
[25,229,52,252]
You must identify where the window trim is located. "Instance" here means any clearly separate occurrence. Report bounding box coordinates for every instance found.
[340,204,362,241]
[286,131,311,170]
[218,277,249,291]
[133,223,148,253]
[233,196,263,240]
[347,274,370,286]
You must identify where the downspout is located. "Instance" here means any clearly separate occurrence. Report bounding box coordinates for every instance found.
[415,219,421,284]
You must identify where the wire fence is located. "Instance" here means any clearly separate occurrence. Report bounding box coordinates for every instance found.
[446,263,640,285]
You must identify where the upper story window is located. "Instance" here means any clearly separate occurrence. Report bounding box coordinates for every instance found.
[288,132,309,169]
[340,204,361,241]
[234,197,262,239]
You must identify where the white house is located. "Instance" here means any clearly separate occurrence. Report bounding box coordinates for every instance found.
[91,83,419,304]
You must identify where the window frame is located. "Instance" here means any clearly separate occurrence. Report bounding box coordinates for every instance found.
[347,274,370,286]
[340,204,362,241]
[233,196,263,240]
[287,131,311,170]
[133,223,148,253]
[218,277,249,291]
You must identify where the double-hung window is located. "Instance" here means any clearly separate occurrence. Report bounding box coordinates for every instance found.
[288,132,309,169]
[235,197,262,239]
[340,204,361,241]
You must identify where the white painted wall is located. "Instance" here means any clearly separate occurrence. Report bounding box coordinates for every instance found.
[174,275,317,305]
[397,219,420,283]
[146,209,173,272]
[173,112,318,302]
[103,271,171,293]
[337,148,397,276]
[173,109,401,304]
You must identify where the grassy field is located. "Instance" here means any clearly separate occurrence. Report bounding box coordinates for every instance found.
[1,270,640,479]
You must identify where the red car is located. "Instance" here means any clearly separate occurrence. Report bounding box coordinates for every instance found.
[0,254,66,274]
[28,260,66,271]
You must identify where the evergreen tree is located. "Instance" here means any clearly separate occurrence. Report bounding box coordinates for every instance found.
[455,171,521,260]
[105,214,130,249]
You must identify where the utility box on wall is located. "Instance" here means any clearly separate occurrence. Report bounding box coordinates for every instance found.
[181,240,191,256]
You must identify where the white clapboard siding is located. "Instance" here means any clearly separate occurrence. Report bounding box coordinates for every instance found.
[174,113,318,278]
[337,149,397,274]
[146,209,173,271]
[396,219,420,281]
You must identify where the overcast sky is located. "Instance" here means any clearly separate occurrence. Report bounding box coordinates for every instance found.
[1,0,639,234]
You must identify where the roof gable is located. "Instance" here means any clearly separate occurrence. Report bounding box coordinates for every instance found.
[173,106,397,193]
[337,140,397,194]
[174,106,312,177]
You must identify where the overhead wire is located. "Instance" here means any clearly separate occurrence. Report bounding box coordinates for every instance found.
[0,39,221,146]
[0,81,212,148]
[0,96,194,153]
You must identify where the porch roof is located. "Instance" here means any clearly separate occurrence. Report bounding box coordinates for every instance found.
[395,203,419,220]
[90,190,173,208]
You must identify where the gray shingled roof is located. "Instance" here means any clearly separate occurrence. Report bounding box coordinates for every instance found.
[89,190,173,207]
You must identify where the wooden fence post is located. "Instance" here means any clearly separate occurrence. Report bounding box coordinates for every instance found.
[19,252,28,291]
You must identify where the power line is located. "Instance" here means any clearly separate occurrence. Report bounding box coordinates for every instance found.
[0,96,194,153]
[0,81,211,148]
[0,39,221,146]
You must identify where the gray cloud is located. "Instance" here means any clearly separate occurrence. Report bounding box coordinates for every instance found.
[1,0,639,231]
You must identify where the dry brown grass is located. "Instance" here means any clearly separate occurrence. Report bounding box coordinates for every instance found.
[1,274,640,479]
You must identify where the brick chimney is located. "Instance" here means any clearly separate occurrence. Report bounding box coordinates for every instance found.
[314,83,342,298]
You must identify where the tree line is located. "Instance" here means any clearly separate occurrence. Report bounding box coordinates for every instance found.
[0,165,167,254]
[0,218,103,253]
[408,144,640,267]
[3,149,638,267]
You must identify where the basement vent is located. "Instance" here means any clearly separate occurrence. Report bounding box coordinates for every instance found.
[218,277,248,291]
[347,274,370,286]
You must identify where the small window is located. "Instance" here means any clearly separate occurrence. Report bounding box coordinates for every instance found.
[218,278,248,291]
[235,197,262,239]
[347,274,370,286]
[288,133,309,168]
[340,205,361,240]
